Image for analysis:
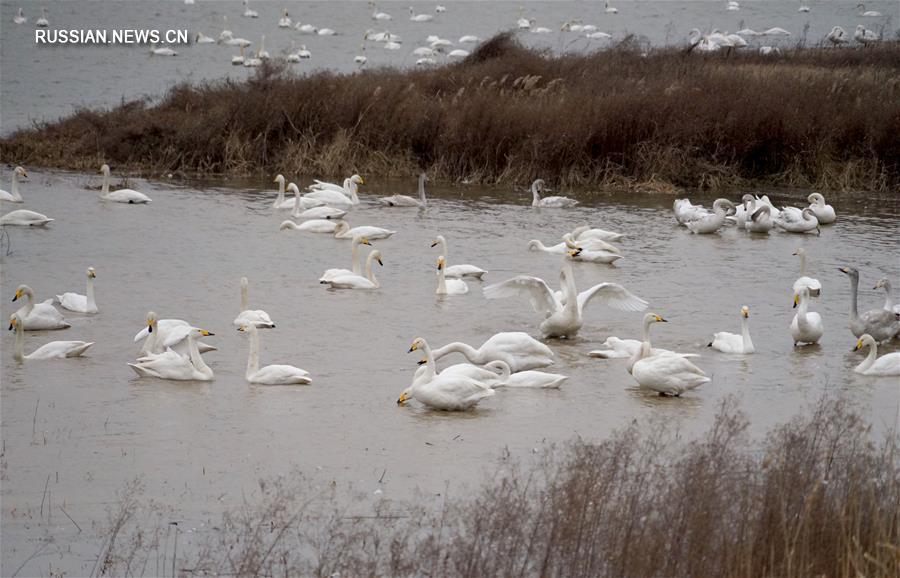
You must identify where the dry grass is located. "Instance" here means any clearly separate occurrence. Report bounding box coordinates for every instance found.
[2,35,899,192]
[95,396,900,577]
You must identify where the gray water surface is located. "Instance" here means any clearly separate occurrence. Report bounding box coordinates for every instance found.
[1,169,899,575]
[1,0,897,134]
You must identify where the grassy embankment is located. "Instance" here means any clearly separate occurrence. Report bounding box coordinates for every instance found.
[94,397,900,577]
[2,34,899,193]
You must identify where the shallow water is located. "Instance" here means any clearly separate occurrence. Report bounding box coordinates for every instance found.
[1,169,899,574]
[1,0,897,134]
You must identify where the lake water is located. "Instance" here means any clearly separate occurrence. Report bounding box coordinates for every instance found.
[1,168,899,575]
[1,0,898,134]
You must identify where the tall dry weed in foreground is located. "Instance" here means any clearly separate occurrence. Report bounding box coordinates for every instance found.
[94,396,899,577]
[1,35,899,192]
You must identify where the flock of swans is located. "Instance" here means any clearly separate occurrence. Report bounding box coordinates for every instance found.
[4,163,899,413]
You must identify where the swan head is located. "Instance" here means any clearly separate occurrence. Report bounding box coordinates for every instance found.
[741,306,750,319]
[274,174,285,184]
[838,266,858,280]
[408,337,427,353]
[740,193,754,204]
[237,324,256,333]
[568,248,582,258]
[793,287,811,308]
[350,174,365,185]
[12,285,32,302]
[13,166,27,178]
[146,311,157,332]
[87,267,96,279]
[807,192,824,204]
[792,247,806,257]
[8,314,20,331]
[531,179,546,193]
[430,235,445,248]
[287,183,300,194]
[353,236,372,246]
[99,163,110,175]
[874,278,889,290]
[437,255,446,270]
[853,334,875,351]
[397,389,411,405]
[371,250,384,266]
[643,312,667,325]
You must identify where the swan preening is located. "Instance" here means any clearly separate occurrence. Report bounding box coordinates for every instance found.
[628,313,710,396]
[854,24,879,45]
[791,287,824,345]
[233,277,275,329]
[100,164,151,203]
[530,179,578,208]
[484,264,647,338]
[239,324,311,384]
[436,256,469,295]
[322,249,382,289]
[399,337,495,410]
[133,312,216,356]
[12,285,70,330]
[280,219,338,233]
[319,236,372,281]
[56,267,99,314]
[839,267,900,342]
[853,334,900,376]
[378,173,428,207]
[8,314,92,361]
[0,166,27,203]
[806,193,836,224]
[709,306,754,354]
[129,331,214,381]
[429,332,553,372]
[874,279,900,315]
[431,235,487,279]
[827,26,849,45]
[674,198,736,233]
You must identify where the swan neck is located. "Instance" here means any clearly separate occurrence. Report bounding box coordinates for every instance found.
[857,340,877,372]
[351,240,361,275]
[13,320,24,361]
[531,185,541,206]
[798,252,807,275]
[418,176,427,204]
[101,171,110,195]
[433,342,477,363]
[562,267,578,313]
[189,335,212,376]
[438,237,448,258]
[741,316,753,351]
[495,361,511,382]
[86,275,96,310]
[291,186,301,217]
[11,171,20,199]
[366,252,378,285]
[247,327,260,378]
[422,341,436,382]
[240,280,249,311]
[847,274,859,319]
[437,263,447,293]
[142,320,160,355]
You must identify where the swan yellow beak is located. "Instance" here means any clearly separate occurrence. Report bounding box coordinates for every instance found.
[853,339,863,352]
[199,329,214,336]
[793,294,799,308]
[417,357,427,366]
[359,177,365,185]
[742,308,749,318]
[361,238,371,246]
[430,241,438,247]
[397,392,409,405]
[12,289,22,301]
[655,315,667,323]
[88,269,96,279]
[408,342,418,352]
[8,317,17,330]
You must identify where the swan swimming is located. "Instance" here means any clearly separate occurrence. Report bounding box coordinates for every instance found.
[99,164,151,203]
[319,236,372,282]
[852,334,900,376]
[588,336,699,360]
[56,267,98,314]
[378,173,428,207]
[12,285,69,330]
[409,7,434,22]
[233,277,275,329]
[874,279,900,315]
[857,3,881,17]
[276,182,325,211]
[567,246,622,265]
[484,263,647,338]
[431,235,487,279]
[8,315,92,361]
[791,287,824,345]
[305,176,362,207]
[0,192,54,226]
[792,248,821,297]
[13,7,26,24]
[685,199,735,234]
[530,179,578,208]
[775,207,819,234]
[436,256,469,295]
[35,7,48,27]
[323,249,382,290]
[807,193,836,224]
[0,166,27,203]
[430,332,553,372]
[629,313,710,396]
[278,9,292,28]
[839,267,899,342]
[571,224,623,243]
[333,220,396,240]
[485,360,567,388]
[399,338,494,410]
[280,219,339,233]
[709,306,755,354]
[239,324,311,384]
[129,332,214,381]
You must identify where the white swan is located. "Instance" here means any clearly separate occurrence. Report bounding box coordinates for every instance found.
[0,166,27,202]
[761,27,791,36]
[398,338,495,410]
[436,256,469,295]
[0,198,54,226]
[791,287,825,345]
[231,46,246,65]
[430,235,487,279]
[567,246,622,265]
[839,267,899,342]
[372,4,392,20]
[12,285,69,330]
[277,182,325,211]
[485,360,567,389]
[333,220,396,240]
[827,26,849,45]
[150,44,177,56]
[792,248,821,297]
[296,205,347,220]
[278,9,292,28]
[807,193,836,224]
[304,176,362,207]
[233,277,275,329]
[874,279,900,314]
[775,207,819,234]
[854,24,879,44]
[530,179,578,208]
[527,239,571,255]
[571,224,623,242]
[744,205,774,234]
[279,219,339,233]
[483,263,647,338]
[133,312,216,355]
[99,164,151,203]
[195,32,216,44]
[409,7,434,22]
[319,236,372,281]
[129,332,214,381]
[242,0,258,18]
[378,173,428,207]
[35,7,48,27]
[56,267,98,314]
[588,336,699,359]
[629,313,710,396]
[685,199,735,234]
[709,306,755,354]
[857,3,881,17]
[798,4,811,13]
[8,314,91,360]
[323,250,382,290]
[562,232,620,254]
[605,1,618,14]
[852,334,900,376]
[13,7,26,24]
[673,198,708,224]
[239,324,310,384]
[431,332,553,372]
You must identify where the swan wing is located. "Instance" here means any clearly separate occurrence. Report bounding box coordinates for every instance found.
[250,364,311,384]
[483,276,560,317]
[577,283,648,313]
[57,293,88,312]
[28,341,93,359]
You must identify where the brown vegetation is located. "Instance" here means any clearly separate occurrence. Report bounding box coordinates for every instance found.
[3,34,900,192]
[96,396,899,577]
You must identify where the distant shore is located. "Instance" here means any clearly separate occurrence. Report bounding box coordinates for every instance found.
[2,34,898,193]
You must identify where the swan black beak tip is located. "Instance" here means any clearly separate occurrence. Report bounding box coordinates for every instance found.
[430,242,438,247]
